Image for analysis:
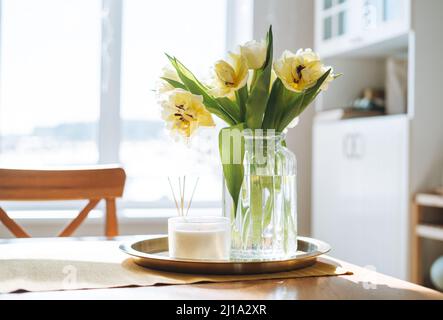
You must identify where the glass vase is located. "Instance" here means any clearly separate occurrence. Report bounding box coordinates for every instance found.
[222,130,297,260]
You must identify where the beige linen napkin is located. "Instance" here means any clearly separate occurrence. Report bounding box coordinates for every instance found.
[0,239,351,293]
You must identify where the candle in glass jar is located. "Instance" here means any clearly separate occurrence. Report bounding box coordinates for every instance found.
[168,216,230,260]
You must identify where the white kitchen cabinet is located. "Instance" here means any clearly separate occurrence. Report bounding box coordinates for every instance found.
[312,115,409,279]
[312,0,443,284]
[315,0,410,57]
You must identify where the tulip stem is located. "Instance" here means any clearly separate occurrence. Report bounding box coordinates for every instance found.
[235,85,248,121]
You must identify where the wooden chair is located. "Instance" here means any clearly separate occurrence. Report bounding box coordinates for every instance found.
[0,166,126,238]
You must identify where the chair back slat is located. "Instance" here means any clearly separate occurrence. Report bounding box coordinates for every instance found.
[0,167,125,200]
[0,165,126,238]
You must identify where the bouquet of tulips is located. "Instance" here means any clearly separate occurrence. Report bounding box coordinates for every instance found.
[157,26,338,213]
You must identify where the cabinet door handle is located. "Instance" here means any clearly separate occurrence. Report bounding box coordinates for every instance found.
[343,133,365,159]
[343,134,352,158]
[349,134,358,158]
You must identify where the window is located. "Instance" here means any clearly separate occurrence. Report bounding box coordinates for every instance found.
[0,0,244,212]
[323,16,333,40]
[383,0,401,22]
[324,0,333,10]
[0,0,102,166]
[120,0,227,206]
[338,11,346,36]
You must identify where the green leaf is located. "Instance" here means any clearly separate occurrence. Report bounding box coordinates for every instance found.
[277,69,332,131]
[261,79,284,129]
[245,26,273,129]
[166,54,240,125]
[160,77,187,90]
[302,69,332,106]
[275,91,305,131]
[166,53,209,90]
[261,79,304,129]
[219,123,246,215]
[216,97,241,124]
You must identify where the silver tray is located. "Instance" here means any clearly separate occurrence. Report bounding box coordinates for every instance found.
[120,236,330,275]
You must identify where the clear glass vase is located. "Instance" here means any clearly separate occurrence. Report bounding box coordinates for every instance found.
[222,130,297,260]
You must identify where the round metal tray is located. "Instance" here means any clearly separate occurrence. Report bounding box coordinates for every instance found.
[120,236,330,275]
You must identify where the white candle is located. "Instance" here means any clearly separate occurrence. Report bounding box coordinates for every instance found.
[168,216,231,261]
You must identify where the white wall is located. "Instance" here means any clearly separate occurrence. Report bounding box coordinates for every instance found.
[253,0,315,235]
[409,0,443,282]
[409,0,443,193]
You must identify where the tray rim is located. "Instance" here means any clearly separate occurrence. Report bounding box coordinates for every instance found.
[119,235,331,265]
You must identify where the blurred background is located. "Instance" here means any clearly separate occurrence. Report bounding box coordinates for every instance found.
[0,0,442,290]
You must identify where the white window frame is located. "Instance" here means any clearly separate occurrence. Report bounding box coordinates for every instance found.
[99,0,122,166]
[0,0,253,214]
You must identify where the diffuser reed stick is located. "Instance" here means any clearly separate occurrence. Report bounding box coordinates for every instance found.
[168,176,199,217]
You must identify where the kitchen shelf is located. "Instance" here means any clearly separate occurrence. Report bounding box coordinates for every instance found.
[416,193,443,209]
[416,224,443,242]
[411,193,443,285]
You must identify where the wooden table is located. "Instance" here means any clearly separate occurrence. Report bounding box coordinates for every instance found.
[0,236,442,300]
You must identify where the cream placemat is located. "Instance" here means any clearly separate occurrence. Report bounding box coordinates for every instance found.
[0,240,352,293]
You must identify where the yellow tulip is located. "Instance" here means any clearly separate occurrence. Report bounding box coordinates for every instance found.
[240,40,267,70]
[156,65,181,94]
[211,52,249,98]
[273,49,333,93]
[161,89,215,138]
